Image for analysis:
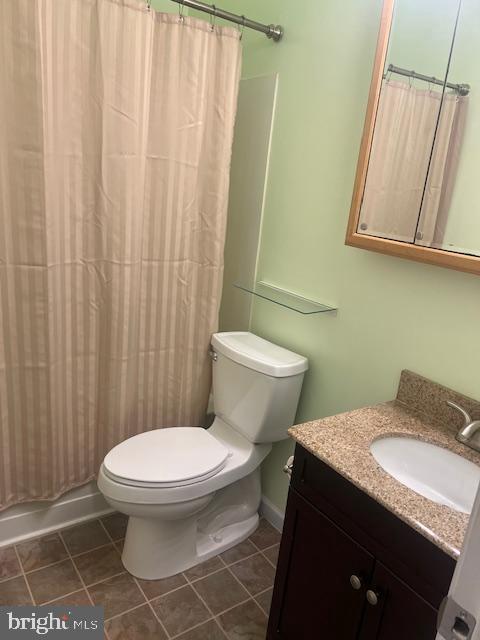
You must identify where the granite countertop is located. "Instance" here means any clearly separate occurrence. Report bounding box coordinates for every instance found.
[289,394,480,559]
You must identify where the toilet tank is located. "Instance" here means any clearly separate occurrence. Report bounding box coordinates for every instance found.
[210,332,308,444]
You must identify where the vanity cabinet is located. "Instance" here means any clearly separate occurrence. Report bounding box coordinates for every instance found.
[267,445,456,640]
[358,562,436,640]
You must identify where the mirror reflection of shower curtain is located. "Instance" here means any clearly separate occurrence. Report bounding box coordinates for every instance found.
[0,0,241,509]
[358,80,462,244]
[416,96,467,249]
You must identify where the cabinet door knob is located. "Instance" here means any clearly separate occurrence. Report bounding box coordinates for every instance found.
[350,575,362,590]
[366,590,380,606]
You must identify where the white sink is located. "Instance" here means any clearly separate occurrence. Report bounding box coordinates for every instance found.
[370,437,480,514]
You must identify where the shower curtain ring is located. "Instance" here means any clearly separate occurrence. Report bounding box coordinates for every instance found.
[210,5,217,31]
[146,0,151,11]
[179,0,185,23]
[238,15,246,40]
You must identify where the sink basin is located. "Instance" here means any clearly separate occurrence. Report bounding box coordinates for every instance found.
[370,437,480,514]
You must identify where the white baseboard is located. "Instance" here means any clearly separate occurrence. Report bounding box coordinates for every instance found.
[0,481,113,547]
[260,495,285,532]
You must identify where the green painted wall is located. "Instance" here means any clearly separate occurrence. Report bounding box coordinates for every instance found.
[213,0,480,511]
[150,0,178,12]
[150,0,480,511]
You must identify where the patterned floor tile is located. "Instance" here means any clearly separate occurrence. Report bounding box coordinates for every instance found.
[105,603,167,640]
[7,515,281,638]
[0,576,33,606]
[73,544,123,586]
[193,569,249,615]
[220,540,258,566]
[249,520,281,551]
[152,585,210,637]
[61,520,110,556]
[255,588,273,615]
[136,572,186,600]
[26,560,82,604]
[88,573,145,620]
[229,554,275,596]
[184,556,224,581]
[218,600,267,640]
[48,589,92,606]
[100,513,128,541]
[262,544,279,567]
[0,546,21,581]
[16,533,68,572]
[176,618,227,639]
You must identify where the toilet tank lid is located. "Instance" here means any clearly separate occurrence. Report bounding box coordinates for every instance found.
[211,332,308,378]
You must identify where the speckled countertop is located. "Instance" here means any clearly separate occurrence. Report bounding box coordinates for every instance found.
[288,371,480,559]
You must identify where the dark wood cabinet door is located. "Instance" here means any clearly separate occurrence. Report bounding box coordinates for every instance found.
[359,562,438,640]
[268,490,375,640]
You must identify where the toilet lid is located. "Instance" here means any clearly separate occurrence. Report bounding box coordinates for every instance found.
[103,427,230,488]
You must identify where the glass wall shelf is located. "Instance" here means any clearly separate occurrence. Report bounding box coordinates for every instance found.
[234,281,337,315]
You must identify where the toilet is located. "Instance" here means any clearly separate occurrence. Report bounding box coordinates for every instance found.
[97,332,308,580]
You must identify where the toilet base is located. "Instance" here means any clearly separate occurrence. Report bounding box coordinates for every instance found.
[121,470,262,580]
[122,512,259,580]
[197,512,259,564]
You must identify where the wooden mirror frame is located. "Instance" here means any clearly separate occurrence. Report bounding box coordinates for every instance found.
[345,0,480,276]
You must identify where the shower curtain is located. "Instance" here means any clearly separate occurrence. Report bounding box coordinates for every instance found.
[0,0,241,509]
[359,80,462,244]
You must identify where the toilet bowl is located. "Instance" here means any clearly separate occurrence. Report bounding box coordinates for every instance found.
[97,332,308,580]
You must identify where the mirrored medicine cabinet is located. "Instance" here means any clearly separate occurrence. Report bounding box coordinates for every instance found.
[346,0,480,275]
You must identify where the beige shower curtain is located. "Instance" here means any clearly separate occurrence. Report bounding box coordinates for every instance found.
[0,0,241,509]
[359,80,461,244]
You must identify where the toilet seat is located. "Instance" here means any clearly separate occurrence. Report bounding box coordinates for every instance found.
[98,418,272,506]
[103,427,230,489]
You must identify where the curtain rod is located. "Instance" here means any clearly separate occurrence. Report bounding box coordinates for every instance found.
[169,0,284,41]
[386,64,470,96]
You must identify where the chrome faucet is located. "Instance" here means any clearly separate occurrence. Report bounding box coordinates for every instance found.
[447,400,480,453]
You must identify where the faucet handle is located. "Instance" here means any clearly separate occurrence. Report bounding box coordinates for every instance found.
[447,400,473,428]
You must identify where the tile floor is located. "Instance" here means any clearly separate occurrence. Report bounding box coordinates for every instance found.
[0,514,281,640]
